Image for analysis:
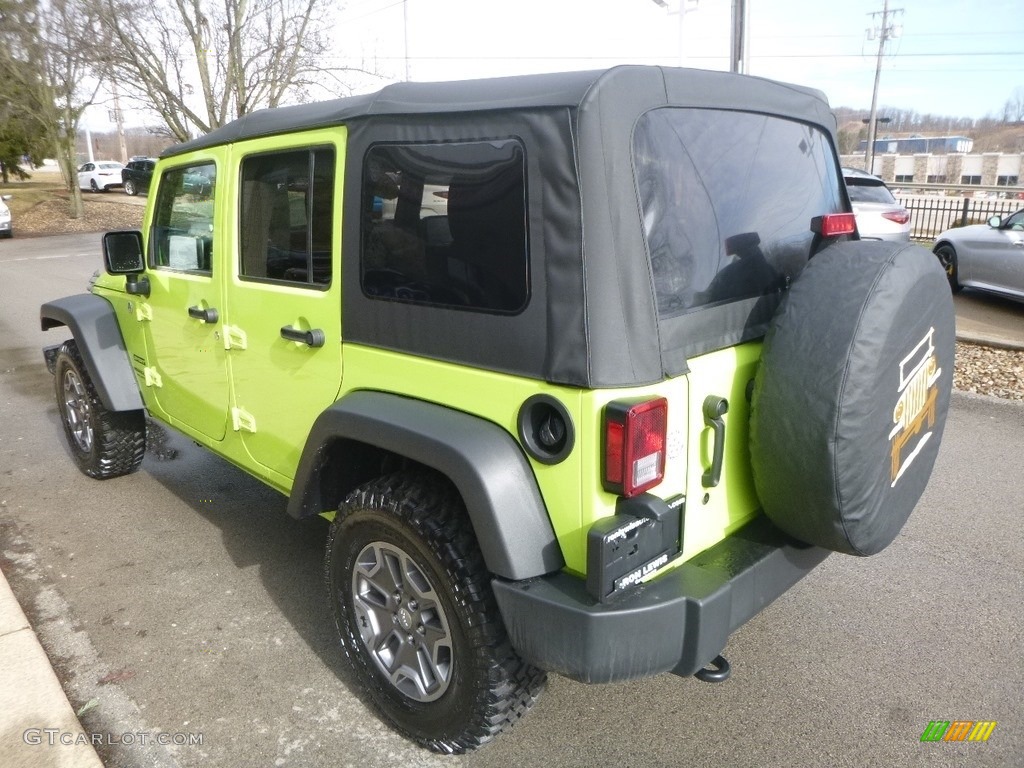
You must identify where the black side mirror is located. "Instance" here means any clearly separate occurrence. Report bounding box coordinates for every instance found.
[103,230,145,273]
[102,230,149,297]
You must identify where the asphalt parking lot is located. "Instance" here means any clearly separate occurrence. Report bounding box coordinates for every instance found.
[1,235,1021,767]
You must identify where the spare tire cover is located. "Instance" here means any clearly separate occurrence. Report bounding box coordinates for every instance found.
[750,240,954,556]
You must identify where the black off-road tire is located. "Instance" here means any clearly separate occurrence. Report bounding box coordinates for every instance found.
[53,340,146,479]
[325,472,547,753]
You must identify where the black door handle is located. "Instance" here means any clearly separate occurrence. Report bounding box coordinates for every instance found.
[280,325,325,348]
[187,305,218,323]
[702,395,729,488]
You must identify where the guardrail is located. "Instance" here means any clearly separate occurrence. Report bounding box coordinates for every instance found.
[891,183,1024,243]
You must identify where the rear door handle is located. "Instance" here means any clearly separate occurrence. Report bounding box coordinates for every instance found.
[280,325,325,348]
[188,305,219,323]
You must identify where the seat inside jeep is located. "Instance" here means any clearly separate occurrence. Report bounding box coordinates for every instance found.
[361,142,528,313]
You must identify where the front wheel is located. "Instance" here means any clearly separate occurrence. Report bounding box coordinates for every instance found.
[89,179,99,192]
[53,340,146,478]
[934,243,962,292]
[124,179,137,196]
[325,473,546,753]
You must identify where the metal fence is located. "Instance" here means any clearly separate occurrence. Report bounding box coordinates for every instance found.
[893,184,1024,243]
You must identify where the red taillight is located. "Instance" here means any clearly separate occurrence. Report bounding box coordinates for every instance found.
[882,209,910,225]
[811,213,858,237]
[603,397,668,498]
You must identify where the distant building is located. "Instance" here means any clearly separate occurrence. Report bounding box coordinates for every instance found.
[856,136,974,154]
[841,151,1022,189]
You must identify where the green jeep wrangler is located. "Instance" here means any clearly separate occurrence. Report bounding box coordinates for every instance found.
[41,66,955,753]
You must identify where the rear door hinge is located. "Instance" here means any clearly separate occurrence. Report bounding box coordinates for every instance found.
[143,366,162,388]
[222,324,247,350]
[231,407,257,433]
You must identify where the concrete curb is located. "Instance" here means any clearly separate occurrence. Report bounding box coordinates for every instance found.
[952,292,1024,351]
[956,330,1024,352]
[0,567,104,768]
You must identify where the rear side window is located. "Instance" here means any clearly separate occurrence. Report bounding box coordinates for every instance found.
[360,140,528,313]
[845,178,897,205]
[150,162,217,272]
[239,148,335,286]
[634,108,844,316]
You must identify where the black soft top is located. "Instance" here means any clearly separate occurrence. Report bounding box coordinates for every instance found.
[165,66,834,158]
[164,67,840,388]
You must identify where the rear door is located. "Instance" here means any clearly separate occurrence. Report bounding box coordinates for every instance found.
[633,107,847,552]
[221,131,345,487]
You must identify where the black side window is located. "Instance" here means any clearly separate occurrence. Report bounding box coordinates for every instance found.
[361,140,528,313]
[150,162,217,272]
[634,108,844,316]
[239,148,334,286]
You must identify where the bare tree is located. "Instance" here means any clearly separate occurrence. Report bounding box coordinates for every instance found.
[0,0,106,217]
[95,0,370,142]
[1003,87,1024,124]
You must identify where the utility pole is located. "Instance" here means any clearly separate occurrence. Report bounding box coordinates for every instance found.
[864,0,903,173]
[650,0,700,68]
[730,0,749,74]
[403,0,410,81]
[111,82,129,164]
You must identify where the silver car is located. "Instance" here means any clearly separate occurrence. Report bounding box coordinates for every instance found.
[842,167,911,241]
[933,209,1024,301]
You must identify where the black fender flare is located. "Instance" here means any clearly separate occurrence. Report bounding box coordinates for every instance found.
[40,294,145,412]
[288,391,564,581]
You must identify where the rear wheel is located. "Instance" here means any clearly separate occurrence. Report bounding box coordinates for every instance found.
[124,179,137,196]
[326,472,546,753]
[933,243,961,292]
[54,340,146,479]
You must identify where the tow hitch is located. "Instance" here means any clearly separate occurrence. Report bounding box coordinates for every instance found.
[694,654,731,683]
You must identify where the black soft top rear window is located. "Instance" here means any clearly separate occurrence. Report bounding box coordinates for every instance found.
[634,108,844,318]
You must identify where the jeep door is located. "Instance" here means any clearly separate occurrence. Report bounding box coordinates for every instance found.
[141,156,230,441]
[221,133,344,486]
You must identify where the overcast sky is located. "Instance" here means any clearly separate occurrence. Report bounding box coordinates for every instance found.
[89,0,1023,133]
[330,0,1024,120]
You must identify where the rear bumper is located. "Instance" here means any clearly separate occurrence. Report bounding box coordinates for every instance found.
[492,516,829,683]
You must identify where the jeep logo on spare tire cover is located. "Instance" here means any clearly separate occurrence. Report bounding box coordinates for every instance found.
[750,240,955,556]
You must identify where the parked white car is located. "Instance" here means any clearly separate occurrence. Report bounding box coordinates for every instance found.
[78,161,125,192]
[842,167,911,241]
[0,194,12,238]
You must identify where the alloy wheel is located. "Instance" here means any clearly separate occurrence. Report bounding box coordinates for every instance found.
[62,367,93,453]
[351,540,453,702]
